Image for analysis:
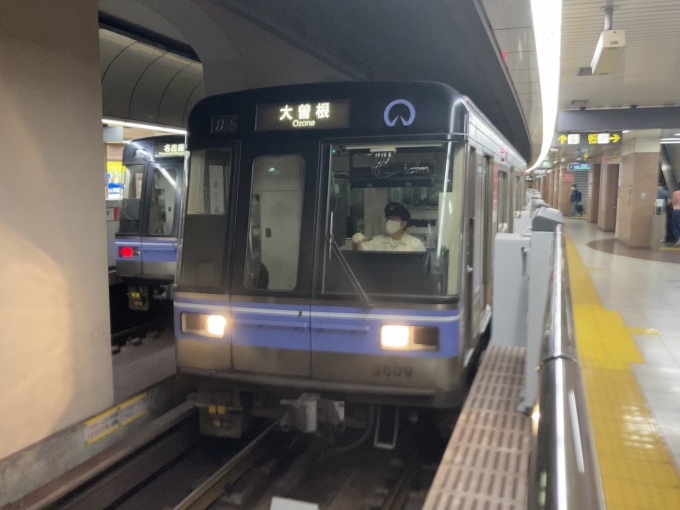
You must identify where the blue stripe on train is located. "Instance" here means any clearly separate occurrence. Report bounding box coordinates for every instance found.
[174,298,460,359]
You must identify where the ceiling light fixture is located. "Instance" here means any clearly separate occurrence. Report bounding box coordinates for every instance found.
[528,0,563,172]
[102,118,186,135]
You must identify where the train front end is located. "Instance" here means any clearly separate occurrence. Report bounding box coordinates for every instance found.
[174,83,475,438]
[115,135,185,310]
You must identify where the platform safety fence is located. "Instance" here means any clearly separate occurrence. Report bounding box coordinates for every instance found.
[527,225,605,510]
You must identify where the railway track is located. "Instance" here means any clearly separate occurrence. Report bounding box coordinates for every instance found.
[5,404,444,510]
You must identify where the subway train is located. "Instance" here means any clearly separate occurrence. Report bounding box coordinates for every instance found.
[173,82,526,439]
[115,135,185,310]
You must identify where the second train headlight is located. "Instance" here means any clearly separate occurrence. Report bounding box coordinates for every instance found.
[181,313,228,338]
[380,325,439,351]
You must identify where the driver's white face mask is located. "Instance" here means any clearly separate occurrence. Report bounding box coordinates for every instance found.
[385,220,403,235]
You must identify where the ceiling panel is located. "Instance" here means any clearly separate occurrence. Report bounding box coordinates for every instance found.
[99,29,204,126]
[482,0,533,29]
[560,0,680,109]
[482,0,543,164]
[494,27,536,52]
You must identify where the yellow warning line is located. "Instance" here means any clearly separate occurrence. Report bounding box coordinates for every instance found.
[566,236,680,509]
[84,392,147,426]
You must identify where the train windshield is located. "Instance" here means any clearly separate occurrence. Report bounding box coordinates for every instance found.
[321,142,464,300]
[118,164,145,234]
[147,163,181,235]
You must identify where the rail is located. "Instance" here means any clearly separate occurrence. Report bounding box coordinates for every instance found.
[527,225,605,510]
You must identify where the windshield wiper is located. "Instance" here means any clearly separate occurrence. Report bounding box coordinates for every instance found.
[328,212,371,308]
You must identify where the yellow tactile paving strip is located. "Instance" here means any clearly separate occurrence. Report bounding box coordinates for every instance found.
[566,236,680,509]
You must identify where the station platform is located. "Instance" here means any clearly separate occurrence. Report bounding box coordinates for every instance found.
[565,219,680,509]
[112,331,176,404]
[425,219,680,510]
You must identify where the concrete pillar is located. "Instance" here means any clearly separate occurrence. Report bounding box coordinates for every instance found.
[598,164,619,231]
[0,0,113,461]
[557,166,575,216]
[588,164,601,223]
[614,131,661,247]
[552,170,560,209]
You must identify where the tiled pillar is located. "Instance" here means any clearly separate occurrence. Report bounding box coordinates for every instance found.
[598,164,619,231]
[552,170,559,208]
[588,164,601,223]
[557,166,575,216]
[614,131,661,247]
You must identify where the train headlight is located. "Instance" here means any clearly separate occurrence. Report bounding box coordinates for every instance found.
[380,325,439,351]
[206,315,227,336]
[380,325,410,349]
[181,313,228,338]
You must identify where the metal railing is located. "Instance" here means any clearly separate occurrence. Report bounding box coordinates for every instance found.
[528,225,605,510]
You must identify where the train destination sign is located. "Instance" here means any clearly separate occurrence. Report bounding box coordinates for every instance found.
[154,143,186,158]
[553,131,622,147]
[255,100,351,131]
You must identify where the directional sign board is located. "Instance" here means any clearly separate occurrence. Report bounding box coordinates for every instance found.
[553,131,622,148]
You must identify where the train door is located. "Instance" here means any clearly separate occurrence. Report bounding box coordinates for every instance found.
[229,141,316,378]
[140,161,183,278]
[115,163,145,277]
[464,148,489,342]
[482,156,494,314]
[497,170,509,233]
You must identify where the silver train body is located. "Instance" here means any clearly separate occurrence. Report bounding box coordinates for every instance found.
[172,82,527,436]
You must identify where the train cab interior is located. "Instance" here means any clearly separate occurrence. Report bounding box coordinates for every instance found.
[320,142,466,301]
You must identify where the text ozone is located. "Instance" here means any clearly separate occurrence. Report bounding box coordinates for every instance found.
[292,119,316,127]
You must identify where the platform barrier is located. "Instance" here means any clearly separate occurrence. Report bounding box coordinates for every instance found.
[527,225,604,510]
[423,225,605,510]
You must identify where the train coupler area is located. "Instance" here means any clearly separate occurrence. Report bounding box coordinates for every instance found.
[190,391,252,438]
[280,393,345,433]
[127,284,149,311]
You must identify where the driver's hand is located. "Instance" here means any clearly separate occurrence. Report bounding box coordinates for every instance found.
[352,233,366,243]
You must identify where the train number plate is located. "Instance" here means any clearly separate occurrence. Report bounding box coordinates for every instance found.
[372,365,413,378]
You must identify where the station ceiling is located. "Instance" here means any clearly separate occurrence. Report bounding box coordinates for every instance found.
[99,0,537,163]
[100,29,203,126]
[481,0,543,170]
[560,0,680,110]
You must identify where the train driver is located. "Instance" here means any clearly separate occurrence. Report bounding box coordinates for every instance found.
[351,202,426,252]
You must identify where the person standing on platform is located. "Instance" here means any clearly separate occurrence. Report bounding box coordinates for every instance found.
[672,189,680,247]
[658,185,672,242]
[570,184,582,216]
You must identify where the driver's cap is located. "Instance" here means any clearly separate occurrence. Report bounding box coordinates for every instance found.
[384,202,410,222]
